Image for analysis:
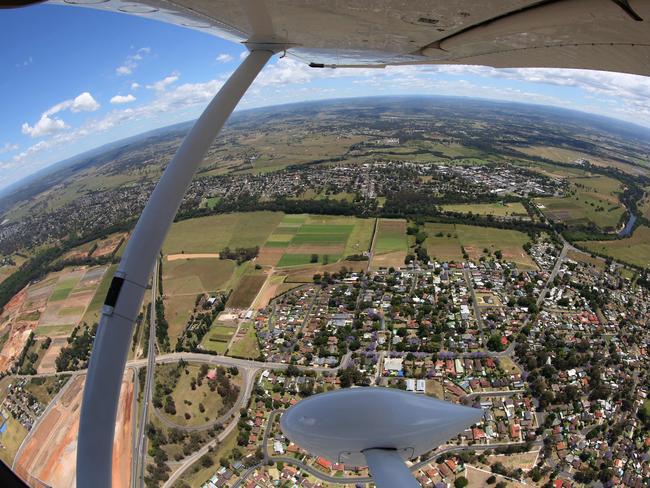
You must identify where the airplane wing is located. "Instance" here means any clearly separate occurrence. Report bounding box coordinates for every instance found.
[43,0,650,75]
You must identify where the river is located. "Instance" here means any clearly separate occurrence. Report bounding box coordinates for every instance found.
[618,213,637,238]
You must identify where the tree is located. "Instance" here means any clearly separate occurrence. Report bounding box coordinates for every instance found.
[200,454,213,468]
[310,253,319,263]
[164,395,176,415]
[454,477,469,488]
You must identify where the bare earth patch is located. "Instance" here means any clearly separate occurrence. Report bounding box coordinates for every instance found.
[167,253,220,261]
[14,371,134,487]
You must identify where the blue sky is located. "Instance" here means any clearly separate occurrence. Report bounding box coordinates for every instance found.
[1,3,650,190]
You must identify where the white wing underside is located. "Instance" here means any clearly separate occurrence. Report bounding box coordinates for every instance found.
[49,0,650,75]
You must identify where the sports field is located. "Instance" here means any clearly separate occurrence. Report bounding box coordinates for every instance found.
[441,202,529,218]
[577,225,650,268]
[370,219,408,268]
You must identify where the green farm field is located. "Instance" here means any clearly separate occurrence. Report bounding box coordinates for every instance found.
[371,219,408,268]
[270,214,373,268]
[82,264,117,324]
[49,277,79,302]
[577,225,650,268]
[162,211,283,254]
[34,324,76,338]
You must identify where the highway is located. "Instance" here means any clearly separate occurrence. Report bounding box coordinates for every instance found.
[133,259,159,488]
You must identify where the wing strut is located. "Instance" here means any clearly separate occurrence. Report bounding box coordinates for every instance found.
[76,49,273,488]
[364,449,421,488]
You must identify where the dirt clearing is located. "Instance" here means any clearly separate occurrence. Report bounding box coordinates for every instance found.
[167,253,220,261]
[14,370,134,487]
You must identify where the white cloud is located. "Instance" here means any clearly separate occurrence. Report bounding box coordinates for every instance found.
[239,51,248,60]
[216,53,234,63]
[116,47,151,76]
[110,94,136,105]
[254,58,314,86]
[8,58,650,187]
[68,92,101,112]
[147,73,179,91]
[0,143,18,155]
[131,82,140,90]
[21,115,68,138]
[21,92,100,138]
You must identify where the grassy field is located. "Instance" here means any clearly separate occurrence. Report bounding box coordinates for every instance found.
[423,223,535,269]
[163,211,283,255]
[0,255,27,286]
[49,277,79,302]
[441,202,529,218]
[163,258,234,295]
[639,188,650,220]
[0,414,28,465]
[511,144,648,177]
[82,264,117,325]
[371,219,408,268]
[424,223,464,262]
[577,225,650,268]
[567,250,606,270]
[227,273,267,309]
[200,323,236,353]
[374,219,408,254]
[164,294,197,344]
[344,217,375,256]
[455,224,536,270]
[157,363,227,426]
[24,376,70,405]
[227,322,259,359]
[34,323,76,338]
[536,175,624,231]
